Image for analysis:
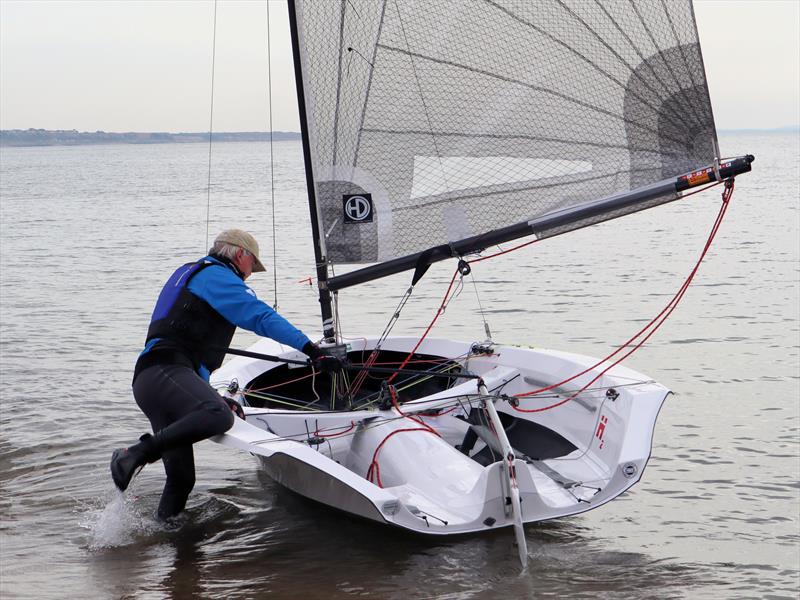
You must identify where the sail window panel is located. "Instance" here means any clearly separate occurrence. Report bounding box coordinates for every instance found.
[355,130,632,206]
[409,157,593,199]
[353,128,631,216]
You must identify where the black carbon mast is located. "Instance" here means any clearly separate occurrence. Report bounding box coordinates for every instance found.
[287,0,335,341]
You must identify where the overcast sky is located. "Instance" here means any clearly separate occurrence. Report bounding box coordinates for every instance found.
[1,0,798,132]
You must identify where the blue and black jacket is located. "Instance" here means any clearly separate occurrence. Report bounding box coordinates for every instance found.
[134,255,311,381]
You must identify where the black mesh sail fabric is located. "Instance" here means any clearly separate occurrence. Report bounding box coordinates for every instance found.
[293,0,717,264]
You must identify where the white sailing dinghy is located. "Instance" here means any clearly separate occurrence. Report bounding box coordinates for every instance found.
[210,0,753,563]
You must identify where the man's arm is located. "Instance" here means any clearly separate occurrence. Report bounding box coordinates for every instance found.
[188,265,312,351]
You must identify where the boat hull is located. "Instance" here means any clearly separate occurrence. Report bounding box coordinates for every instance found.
[211,336,669,535]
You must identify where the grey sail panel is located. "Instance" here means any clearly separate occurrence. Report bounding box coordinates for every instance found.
[293,0,717,264]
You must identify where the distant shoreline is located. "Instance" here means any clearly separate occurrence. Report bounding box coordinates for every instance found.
[0,129,301,147]
[0,126,796,148]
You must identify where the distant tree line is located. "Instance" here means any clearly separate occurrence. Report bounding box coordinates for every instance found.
[0,128,301,147]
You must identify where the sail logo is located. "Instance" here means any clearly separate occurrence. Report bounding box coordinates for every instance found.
[343,194,373,223]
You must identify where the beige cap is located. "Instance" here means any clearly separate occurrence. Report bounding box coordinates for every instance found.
[215,229,266,272]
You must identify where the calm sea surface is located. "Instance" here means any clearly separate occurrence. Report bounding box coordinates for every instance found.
[1,132,798,599]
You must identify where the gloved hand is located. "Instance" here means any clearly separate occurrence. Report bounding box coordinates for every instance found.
[303,342,344,374]
[224,397,245,419]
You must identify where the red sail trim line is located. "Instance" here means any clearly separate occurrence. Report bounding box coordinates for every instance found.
[367,385,442,488]
[315,421,357,438]
[366,426,440,488]
[512,180,734,412]
[386,268,461,384]
[386,180,730,415]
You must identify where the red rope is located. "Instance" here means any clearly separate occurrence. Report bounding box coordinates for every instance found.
[351,355,456,399]
[468,236,540,264]
[380,179,733,418]
[366,384,442,487]
[512,179,735,412]
[467,180,722,267]
[365,358,452,367]
[382,181,725,388]
[366,426,440,487]
[386,268,461,384]
[388,385,437,431]
[349,348,380,396]
[417,405,459,417]
[360,178,734,477]
[315,421,356,438]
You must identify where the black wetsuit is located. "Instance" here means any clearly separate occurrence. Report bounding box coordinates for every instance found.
[133,360,233,518]
[132,255,311,519]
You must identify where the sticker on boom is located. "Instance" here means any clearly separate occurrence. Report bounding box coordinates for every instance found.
[686,168,712,187]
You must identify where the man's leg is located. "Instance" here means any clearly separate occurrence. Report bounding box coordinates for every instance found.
[112,363,234,494]
[147,364,234,447]
[157,444,195,520]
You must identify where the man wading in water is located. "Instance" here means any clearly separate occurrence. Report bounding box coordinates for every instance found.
[110,229,340,521]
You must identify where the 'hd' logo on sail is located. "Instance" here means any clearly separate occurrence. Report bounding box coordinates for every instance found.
[343,194,373,223]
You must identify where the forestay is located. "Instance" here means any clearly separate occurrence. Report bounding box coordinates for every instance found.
[292,0,717,266]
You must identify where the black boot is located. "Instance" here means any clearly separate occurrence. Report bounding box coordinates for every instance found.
[110,433,160,491]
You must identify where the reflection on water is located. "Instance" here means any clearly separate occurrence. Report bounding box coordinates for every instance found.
[1,132,798,598]
[80,472,716,599]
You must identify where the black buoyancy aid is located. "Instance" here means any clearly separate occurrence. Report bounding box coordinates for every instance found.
[142,258,241,373]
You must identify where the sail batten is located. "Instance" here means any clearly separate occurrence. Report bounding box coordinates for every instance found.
[292,0,722,273]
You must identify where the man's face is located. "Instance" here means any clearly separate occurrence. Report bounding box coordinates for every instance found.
[233,248,256,280]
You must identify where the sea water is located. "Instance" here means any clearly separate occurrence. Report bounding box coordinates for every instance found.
[0,131,798,598]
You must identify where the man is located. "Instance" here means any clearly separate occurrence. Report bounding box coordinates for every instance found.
[110,229,337,521]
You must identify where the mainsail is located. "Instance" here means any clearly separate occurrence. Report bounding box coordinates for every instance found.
[289,0,751,299]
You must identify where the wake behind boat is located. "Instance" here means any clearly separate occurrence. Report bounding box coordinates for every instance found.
[207,0,753,564]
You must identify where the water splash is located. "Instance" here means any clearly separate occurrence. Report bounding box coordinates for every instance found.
[79,491,159,550]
